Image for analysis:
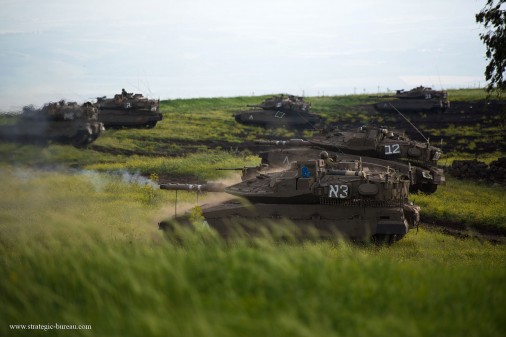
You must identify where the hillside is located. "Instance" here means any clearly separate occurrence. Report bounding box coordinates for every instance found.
[0,89,505,337]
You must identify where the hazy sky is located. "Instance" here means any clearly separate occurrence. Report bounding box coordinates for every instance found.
[0,0,488,111]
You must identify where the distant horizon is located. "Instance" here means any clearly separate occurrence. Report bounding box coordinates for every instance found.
[0,85,490,114]
[1,0,488,112]
[0,77,487,112]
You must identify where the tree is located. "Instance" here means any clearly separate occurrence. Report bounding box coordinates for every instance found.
[475,0,506,96]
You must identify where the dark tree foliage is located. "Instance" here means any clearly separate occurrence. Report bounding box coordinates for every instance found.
[476,0,506,96]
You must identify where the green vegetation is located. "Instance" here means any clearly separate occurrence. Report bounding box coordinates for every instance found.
[0,90,505,336]
[0,88,501,162]
[442,151,504,165]
[415,177,506,233]
[86,151,260,179]
[1,168,505,337]
[475,0,506,95]
[0,143,119,167]
[446,88,489,101]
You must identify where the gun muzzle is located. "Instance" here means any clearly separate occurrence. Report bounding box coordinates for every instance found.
[255,139,311,146]
[159,182,226,192]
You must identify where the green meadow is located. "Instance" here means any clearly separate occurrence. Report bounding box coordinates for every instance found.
[1,168,505,337]
[1,89,505,336]
[416,177,506,234]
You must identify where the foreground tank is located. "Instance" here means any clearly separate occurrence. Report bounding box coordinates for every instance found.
[96,89,162,128]
[0,101,104,147]
[234,94,322,129]
[159,158,420,243]
[256,125,445,193]
[374,86,450,113]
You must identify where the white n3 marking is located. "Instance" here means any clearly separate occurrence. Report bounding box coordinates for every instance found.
[329,185,348,198]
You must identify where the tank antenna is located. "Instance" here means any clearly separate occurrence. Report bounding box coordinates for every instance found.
[415,199,419,234]
[388,103,429,142]
[196,176,199,203]
[175,190,178,216]
[293,108,319,131]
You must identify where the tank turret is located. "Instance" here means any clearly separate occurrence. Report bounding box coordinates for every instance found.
[310,126,443,166]
[159,158,420,243]
[394,86,448,100]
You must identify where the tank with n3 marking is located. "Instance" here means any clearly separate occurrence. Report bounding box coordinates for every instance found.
[158,158,420,243]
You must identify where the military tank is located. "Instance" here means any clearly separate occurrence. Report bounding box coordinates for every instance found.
[255,125,445,193]
[0,100,104,147]
[158,158,420,243]
[374,86,449,113]
[234,94,322,128]
[95,89,162,128]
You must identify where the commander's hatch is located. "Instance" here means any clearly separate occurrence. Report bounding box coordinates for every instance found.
[344,129,378,147]
[366,128,380,146]
[295,159,323,190]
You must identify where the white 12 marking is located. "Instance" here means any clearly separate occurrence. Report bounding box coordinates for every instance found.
[385,144,400,155]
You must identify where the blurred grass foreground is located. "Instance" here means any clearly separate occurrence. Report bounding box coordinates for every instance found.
[1,167,505,337]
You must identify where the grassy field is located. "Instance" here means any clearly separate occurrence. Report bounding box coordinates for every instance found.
[1,89,505,336]
[1,88,501,161]
[416,176,506,234]
[0,168,505,337]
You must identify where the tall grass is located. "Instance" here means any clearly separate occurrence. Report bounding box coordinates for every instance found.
[0,143,120,167]
[446,88,489,101]
[85,151,260,180]
[1,166,506,337]
[3,230,505,337]
[415,177,506,232]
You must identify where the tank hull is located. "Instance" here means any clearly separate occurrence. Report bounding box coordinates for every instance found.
[98,109,162,128]
[96,92,162,128]
[234,109,322,128]
[0,119,104,147]
[160,200,417,242]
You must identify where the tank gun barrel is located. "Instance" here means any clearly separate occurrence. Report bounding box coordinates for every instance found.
[159,182,226,192]
[368,95,392,98]
[326,169,365,177]
[246,104,263,108]
[216,165,269,181]
[255,139,312,146]
[215,168,244,171]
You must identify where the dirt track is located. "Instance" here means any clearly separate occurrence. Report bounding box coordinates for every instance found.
[420,222,506,245]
